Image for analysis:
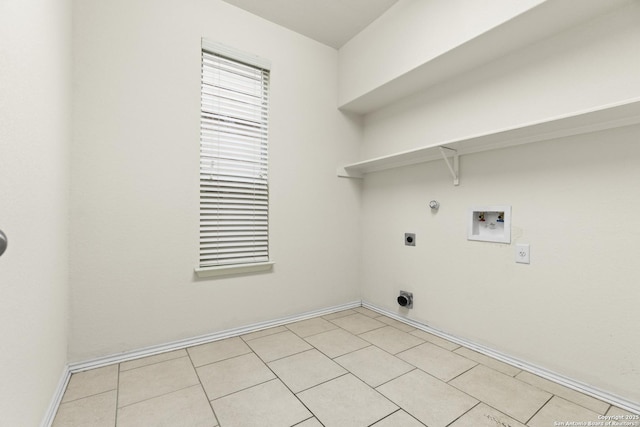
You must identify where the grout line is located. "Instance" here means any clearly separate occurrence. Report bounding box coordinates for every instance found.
[115,384,201,410]
[186,348,219,426]
[294,372,351,395]
[365,408,403,427]
[291,415,320,426]
[320,309,359,321]
[190,350,254,370]
[258,350,329,424]
[285,325,341,340]
[513,372,611,415]
[373,367,418,389]
[257,347,316,364]
[240,325,288,342]
[388,339,428,356]
[207,377,279,404]
[443,401,481,427]
[446,363,480,384]
[56,388,117,406]
[525,394,554,425]
[114,364,121,426]
[119,353,190,373]
[265,347,317,364]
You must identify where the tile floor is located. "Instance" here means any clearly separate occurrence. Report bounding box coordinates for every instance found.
[52,307,638,427]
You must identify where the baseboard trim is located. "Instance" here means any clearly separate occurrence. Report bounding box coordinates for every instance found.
[68,300,361,373]
[41,300,361,426]
[40,365,71,427]
[44,298,637,426]
[361,301,640,415]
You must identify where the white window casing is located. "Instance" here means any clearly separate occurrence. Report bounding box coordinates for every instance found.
[196,40,273,276]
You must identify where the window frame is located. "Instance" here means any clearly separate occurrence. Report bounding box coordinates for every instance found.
[195,40,273,278]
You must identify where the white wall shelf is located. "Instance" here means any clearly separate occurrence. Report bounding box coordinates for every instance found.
[337,97,640,184]
[338,0,631,114]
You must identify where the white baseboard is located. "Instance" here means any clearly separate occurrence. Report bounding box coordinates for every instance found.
[42,298,638,426]
[42,300,360,426]
[68,300,361,373]
[361,301,640,415]
[40,365,71,427]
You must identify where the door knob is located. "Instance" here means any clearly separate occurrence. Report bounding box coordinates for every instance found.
[0,230,7,257]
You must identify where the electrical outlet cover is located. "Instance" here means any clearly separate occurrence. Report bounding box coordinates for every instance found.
[515,243,530,264]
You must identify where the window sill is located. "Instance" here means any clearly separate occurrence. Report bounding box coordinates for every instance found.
[195,261,274,278]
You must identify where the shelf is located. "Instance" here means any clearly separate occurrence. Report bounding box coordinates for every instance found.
[338,97,640,183]
[338,0,631,114]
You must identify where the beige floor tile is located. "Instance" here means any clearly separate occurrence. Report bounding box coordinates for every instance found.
[286,317,338,338]
[305,328,370,358]
[212,379,311,427]
[335,346,414,387]
[607,406,638,416]
[374,316,417,332]
[409,330,460,351]
[322,309,357,320]
[298,374,398,427]
[330,313,386,335]
[117,385,216,427]
[371,410,425,426]
[377,369,478,427]
[515,371,609,414]
[294,418,324,427]
[449,365,551,423]
[241,325,288,341]
[120,349,187,372]
[268,349,346,393]
[359,326,424,354]
[196,352,275,400]
[246,330,312,362]
[62,365,118,403]
[53,390,116,427]
[187,336,252,367]
[528,396,602,427]
[353,307,381,318]
[448,403,526,427]
[454,347,521,377]
[117,356,199,407]
[397,342,477,382]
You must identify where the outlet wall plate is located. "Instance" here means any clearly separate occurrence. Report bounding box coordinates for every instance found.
[516,243,530,264]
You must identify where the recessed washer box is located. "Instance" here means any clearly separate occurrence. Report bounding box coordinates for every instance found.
[468,205,511,244]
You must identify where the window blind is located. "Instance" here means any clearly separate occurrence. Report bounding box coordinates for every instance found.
[200,43,270,268]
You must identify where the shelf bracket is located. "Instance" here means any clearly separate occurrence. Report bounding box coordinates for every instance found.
[337,167,363,179]
[439,147,459,186]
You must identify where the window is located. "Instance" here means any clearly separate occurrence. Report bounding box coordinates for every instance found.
[197,40,272,276]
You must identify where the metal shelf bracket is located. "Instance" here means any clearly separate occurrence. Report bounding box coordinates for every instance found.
[439,147,459,186]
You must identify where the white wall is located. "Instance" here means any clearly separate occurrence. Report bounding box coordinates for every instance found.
[0,0,71,424]
[358,1,640,405]
[70,0,362,361]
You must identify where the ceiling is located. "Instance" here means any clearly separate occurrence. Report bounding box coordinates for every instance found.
[221,0,400,49]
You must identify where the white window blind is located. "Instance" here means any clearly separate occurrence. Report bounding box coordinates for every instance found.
[200,42,270,268]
